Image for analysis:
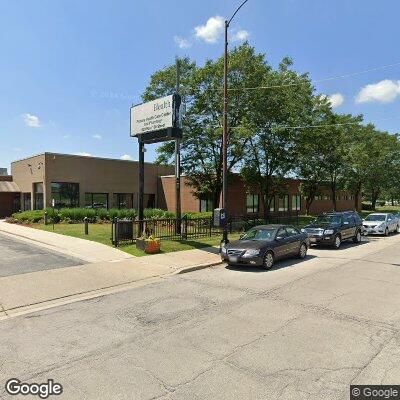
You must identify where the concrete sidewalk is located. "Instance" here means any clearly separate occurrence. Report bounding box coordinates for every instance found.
[0,244,221,320]
[0,220,133,263]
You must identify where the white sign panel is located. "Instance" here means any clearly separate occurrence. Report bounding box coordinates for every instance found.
[130,95,174,136]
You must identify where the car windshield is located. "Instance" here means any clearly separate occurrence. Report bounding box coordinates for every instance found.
[314,215,342,224]
[365,214,386,222]
[240,228,276,241]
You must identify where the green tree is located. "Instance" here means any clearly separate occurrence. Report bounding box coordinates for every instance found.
[240,57,316,220]
[362,132,400,209]
[142,44,266,208]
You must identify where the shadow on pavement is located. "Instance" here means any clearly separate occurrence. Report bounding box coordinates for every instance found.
[225,255,317,273]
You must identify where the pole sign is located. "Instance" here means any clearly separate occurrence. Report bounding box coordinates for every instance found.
[131,95,180,137]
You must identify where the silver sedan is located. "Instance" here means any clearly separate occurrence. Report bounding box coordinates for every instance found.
[363,213,400,236]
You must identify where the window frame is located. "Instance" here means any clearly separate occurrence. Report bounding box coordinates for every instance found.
[246,194,260,214]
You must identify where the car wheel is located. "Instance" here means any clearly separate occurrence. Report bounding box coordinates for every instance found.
[298,243,307,259]
[397,225,400,234]
[353,230,362,243]
[333,234,341,249]
[262,251,274,269]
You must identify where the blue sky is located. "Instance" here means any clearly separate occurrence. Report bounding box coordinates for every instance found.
[1,0,399,173]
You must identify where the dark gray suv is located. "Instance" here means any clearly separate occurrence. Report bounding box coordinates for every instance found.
[303,211,363,249]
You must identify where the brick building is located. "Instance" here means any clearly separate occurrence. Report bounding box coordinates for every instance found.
[0,152,360,218]
[159,174,361,216]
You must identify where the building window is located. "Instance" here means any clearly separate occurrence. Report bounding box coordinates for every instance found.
[85,193,109,209]
[51,182,79,208]
[200,198,213,212]
[114,193,133,209]
[292,195,301,211]
[278,195,289,212]
[13,193,21,213]
[315,195,323,201]
[33,182,44,210]
[23,193,31,211]
[246,194,259,214]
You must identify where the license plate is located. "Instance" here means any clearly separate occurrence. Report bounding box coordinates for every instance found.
[228,256,238,263]
[310,238,317,243]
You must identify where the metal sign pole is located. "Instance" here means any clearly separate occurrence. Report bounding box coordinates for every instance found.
[175,57,182,235]
[138,141,145,235]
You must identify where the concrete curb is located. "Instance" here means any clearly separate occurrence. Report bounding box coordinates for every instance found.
[175,260,224,275]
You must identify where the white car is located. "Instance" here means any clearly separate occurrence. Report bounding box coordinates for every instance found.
[362,213,400,236]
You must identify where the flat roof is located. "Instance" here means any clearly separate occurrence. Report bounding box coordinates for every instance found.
[11,152,172,167]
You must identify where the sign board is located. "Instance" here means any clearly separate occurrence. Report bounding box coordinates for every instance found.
[130,95,180,137]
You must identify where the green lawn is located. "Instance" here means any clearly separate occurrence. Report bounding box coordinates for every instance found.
[30,210,382,257]
[36,223,241,257]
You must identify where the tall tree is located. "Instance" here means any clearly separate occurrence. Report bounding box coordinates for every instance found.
[240,57,316,220]
[362,132,400,209]
[295,96,332,215]
[142,44,266,208]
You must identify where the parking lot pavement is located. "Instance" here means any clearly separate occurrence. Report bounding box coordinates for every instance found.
[0,233,84,277]
[0,234,399,399]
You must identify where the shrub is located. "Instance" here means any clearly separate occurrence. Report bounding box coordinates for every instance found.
[11,210,45,223]
[362,202,375,211]
[143,208,175,219]
[185,211,213,219]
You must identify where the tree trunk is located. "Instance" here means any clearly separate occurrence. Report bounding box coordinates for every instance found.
[306,197,314,216]
[213,184,222,210]
[331,183,337,211]
[354,192,359,211]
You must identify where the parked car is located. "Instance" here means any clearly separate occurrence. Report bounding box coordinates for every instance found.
[362,213,400,235]
[220,224,309,269]
[303,211,363,249]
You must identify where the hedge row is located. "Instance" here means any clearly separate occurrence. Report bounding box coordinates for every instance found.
[9,208,212,224]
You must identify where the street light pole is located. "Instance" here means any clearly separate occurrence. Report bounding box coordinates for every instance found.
[222,0,249,245]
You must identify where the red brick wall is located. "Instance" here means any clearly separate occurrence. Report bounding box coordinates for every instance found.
[158,175,362,215]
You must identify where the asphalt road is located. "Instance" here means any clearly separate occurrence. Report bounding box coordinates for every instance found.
[1,235,400,399]
[0,233,83,277]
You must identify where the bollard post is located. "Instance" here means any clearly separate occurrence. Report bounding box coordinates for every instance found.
[84,217,89,235]
[44,211,48,226]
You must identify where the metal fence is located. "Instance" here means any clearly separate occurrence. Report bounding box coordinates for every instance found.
[111,211,300,246]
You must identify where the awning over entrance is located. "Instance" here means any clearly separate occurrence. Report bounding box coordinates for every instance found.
[0,181,20,193]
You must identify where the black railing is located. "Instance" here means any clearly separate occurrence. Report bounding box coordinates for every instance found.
[111,211,300,247]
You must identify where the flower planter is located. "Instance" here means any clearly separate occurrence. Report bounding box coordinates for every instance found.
[136,238,161,254]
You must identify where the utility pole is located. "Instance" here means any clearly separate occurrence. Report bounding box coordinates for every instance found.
[222,20,229,245]
[222,0,249,245]
[175,57,182,234]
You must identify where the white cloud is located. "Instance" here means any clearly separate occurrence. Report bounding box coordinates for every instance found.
[120,154,132,161]
[194,16,224,44]
[22,113,41,128]
[174,36,191,49]
[92,134,102,140]
[63,134,71,139]
[326,93,345,108]
[356,79,400,104]
[231,29,249,42]
[75,152,91,157]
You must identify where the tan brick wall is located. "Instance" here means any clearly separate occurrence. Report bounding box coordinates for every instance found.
[11,153,174,209]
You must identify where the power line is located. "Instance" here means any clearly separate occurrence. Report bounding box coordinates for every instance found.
[227,61,400,92]
[230,116,400,131]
